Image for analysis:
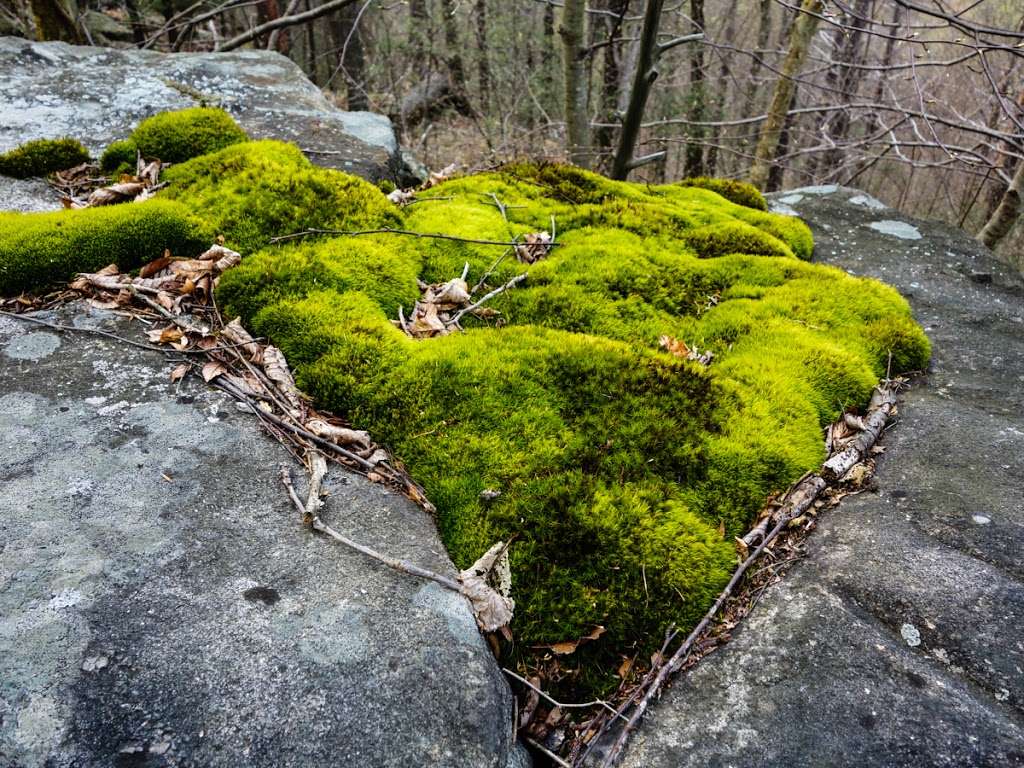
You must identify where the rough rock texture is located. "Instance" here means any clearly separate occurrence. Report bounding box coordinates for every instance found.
[0,303,523,768]
[621,186,1024,768]
[0,37,400,185]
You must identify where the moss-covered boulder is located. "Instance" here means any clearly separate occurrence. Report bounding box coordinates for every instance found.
[0,138,90,179]
[212,160,930,694]
[162,140,400,253]
[0,201,210,294]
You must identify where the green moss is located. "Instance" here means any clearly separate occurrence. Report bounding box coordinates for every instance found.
[130,107,248,164]
[0,138,90,179]
[217,159,930,696]
[678,177,768,210]
[100,139,138,175]
[162,140,400,253]
[0,200,210,295]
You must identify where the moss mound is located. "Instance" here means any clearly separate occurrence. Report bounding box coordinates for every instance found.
[678,177,768,210]
[129,107,248,164]
[214,160,930,694]
[162,140,400,253]
[0,138,90,179]
[0,201,210,294]
[99,139,138,175]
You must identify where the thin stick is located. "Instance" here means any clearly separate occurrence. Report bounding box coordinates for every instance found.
[0,308,195,355]
[502,669,627,721]
[471,249,512,294]
[447,273,527,327]
[523,736,572,768]
[268,227,560,248]
[278,465,466,594]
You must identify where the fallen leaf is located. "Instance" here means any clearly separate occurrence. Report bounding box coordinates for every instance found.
[169,363,188,382]
[305,418,372,448]
[659,335,690,358]
[515,231,552,264]
[458,541,515,632]
[139,255,174,278]
[146,326,184,344]
[617,656,634,679]
[201,361,227,382]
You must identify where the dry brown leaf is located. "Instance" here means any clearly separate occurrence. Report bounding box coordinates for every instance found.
[169,363,189,383]
[140,254,174,278]
[514,231,552,264]
[458,541,515,632]
[263,345,303,411]
[221,317,262,361]
[87,298,120,310]
[146,326,184,344]
[85,181,146,207]
[201,361,227,382]
[387,188,416,206]
[305,418,372,448]
[535,625,606,655]
[617,656,635,679]
[659,335,690,358]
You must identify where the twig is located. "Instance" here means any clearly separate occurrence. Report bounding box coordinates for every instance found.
[278,464,466,594]
[502,669,628,722]
[523,736,572,768]
[471,249,512,294]
[268,227,560,248]
[447,273,527,327]
[0,309,194,355]
[215,0,357,52]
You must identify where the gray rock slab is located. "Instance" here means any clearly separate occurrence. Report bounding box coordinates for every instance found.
[0,37,400,182]
[0,302,521,767]
[621,187,1024,768]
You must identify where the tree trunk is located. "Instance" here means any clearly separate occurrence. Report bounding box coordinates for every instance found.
[408,0,428,61]
[818,0,872,178]
[29,0,81,42]
[746,0,771,111]
[706,0,738,176]
[594,0,629,166]
[561,0,590,167]
[749,0,823,190]
[978,158,1024,250]
[475,0,490,108]
[683,0,706,177]
[330,0,368,110]
[441,0,468,101]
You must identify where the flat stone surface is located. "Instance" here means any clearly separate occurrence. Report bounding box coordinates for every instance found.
[0,302,521,767]
[0,37,400,185]
[622,187,1024,768]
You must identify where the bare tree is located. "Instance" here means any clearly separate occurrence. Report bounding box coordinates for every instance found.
[561,0,591,167]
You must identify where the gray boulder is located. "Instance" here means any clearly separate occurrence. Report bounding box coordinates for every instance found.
[0,302,524,767]
[0,37,400,182]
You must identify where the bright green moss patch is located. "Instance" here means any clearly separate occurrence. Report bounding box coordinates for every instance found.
[130,107,248,164]
[0,201,209,294]
[678,177,768,210]
[99,139,138,175]
[162,140,400,253]
[218,160,930,695]
[0,138,90,179]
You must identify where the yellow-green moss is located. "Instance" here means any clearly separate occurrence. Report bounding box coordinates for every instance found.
[162,140,400,253]
[0,138,90,179]
[130,107,248,164]
[217,160,930,695]
[99,139,138,175]
[0,201,210,294]
[678,177,768,210]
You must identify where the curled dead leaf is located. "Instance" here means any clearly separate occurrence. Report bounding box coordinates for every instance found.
[305,418,372,448]
[458,541,515,632]
[514,231,552,264]
[169,363,189,383]
[201,361,227,382]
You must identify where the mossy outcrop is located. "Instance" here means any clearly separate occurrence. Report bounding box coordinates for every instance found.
[205,149,930,694]
[0,110,930,695]
[0,201,209,294]
[0,138,90,179]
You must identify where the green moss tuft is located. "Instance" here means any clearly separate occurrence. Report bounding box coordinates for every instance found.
[162,140,400,253]
[0,200,210,295]
[0,138,90,179]
[99,139,139,175]
[130,107,248,164]
[217,158,930,696]
[678,177,768,210]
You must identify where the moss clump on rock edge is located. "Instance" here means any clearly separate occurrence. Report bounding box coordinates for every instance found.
[0,201,210,294]
[129,107,248,164]
[205,152,930,694]
[0,138,90,178]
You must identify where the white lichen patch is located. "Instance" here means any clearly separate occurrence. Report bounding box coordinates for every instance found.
[867,220,922,240]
